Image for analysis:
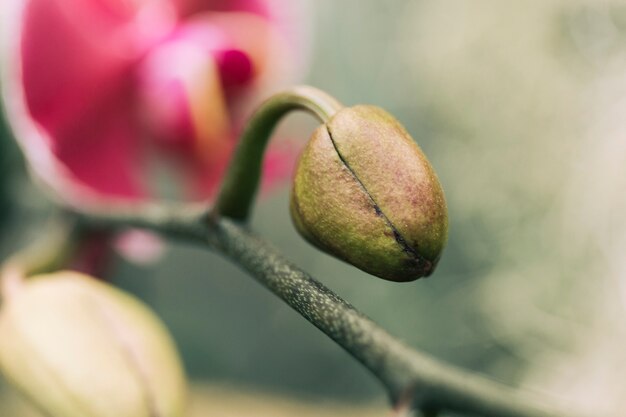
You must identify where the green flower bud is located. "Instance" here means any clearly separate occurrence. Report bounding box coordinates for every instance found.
[0,271,186,417]
[291,105,448,282]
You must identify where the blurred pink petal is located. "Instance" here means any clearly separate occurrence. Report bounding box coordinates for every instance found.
[5,0,156,202]
[138,25,236,158]
[174,0,274,19]
[260,142,301,193]
[183,139,300,200]
[4,0,307,205]
[2,0,309,263]
[217,49,254,88]
[114,230,165,264]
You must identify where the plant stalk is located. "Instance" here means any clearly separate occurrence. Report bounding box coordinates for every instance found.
[71,204,591,417]
[213,86,343,221]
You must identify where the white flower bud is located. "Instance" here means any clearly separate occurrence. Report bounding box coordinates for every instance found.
[0,271,186,417]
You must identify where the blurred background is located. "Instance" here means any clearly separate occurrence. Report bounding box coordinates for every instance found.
[2,0,626,415]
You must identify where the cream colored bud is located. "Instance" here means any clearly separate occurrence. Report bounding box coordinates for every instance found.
[0,271,186,417]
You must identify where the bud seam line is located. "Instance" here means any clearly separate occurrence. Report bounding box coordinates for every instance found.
[324,126,428,272]
[92,297,162,417]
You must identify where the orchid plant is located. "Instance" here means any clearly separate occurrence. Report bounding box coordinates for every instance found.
[0,1,600,417]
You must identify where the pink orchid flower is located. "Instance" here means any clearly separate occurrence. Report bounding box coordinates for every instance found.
[2,0,309,208]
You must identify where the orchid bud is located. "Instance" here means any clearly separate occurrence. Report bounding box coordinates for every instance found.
[290,105,448,282]
[0,271,186,417]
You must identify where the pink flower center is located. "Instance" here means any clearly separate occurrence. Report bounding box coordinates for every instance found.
[216,49,253,88]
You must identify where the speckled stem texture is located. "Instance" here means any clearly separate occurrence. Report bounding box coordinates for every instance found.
[72,204,591,417]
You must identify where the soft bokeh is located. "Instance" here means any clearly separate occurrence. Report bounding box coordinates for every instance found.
[2,0,626,416]
[2,0,308,206]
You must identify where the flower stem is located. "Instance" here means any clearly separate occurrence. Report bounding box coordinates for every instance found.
[70,204,594,417]
[212,86,344,221]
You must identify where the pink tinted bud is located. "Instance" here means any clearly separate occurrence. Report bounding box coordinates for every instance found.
[291,106,448,282]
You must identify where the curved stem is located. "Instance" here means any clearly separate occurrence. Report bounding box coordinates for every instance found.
[71,204,594,417]
[213,86,344,221]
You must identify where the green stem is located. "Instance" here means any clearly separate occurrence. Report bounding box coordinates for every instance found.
[71,204,593,417]
[213,86,344,221]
